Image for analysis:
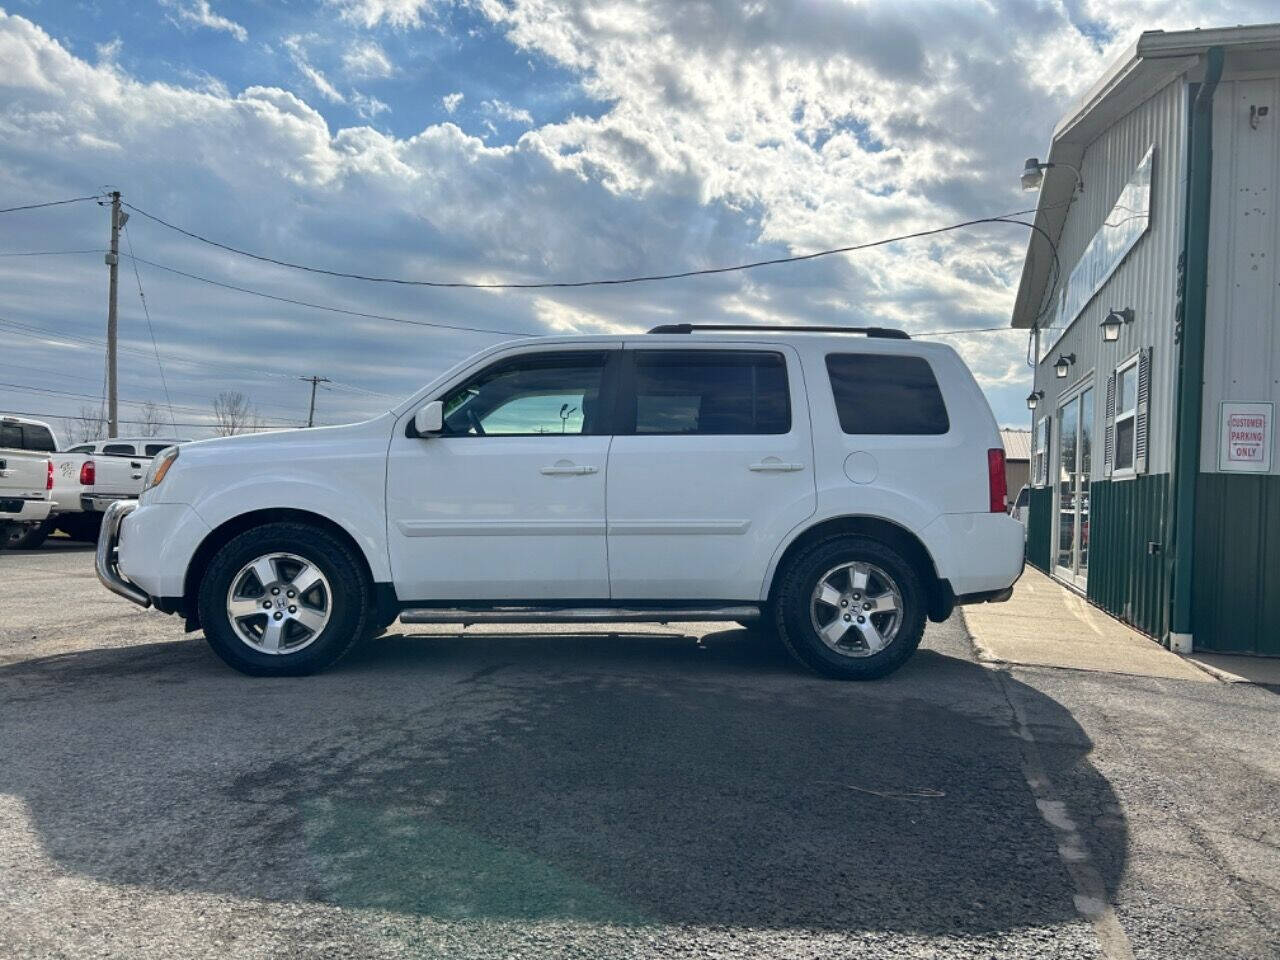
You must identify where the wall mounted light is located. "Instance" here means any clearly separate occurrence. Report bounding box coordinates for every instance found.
[1026,390,1044,411]
[1054,353,1075,379]
[1100,307,1134,342]
[1021,157,1084,195]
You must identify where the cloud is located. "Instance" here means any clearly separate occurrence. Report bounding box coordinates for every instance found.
[159,0,248,42]
[341,40,395,80]
[328,0,442,30]
[3,2,1279,433]
[284,35,346,105]
[481,98,534,126]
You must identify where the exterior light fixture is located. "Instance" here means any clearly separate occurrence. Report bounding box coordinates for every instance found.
[1054,353,1075,379]
[1021,157,1084,194]
[1100,307,1134,342]
[1026,390,1044,411]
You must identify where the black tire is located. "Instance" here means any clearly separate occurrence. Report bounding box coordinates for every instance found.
[198,522,372,677]
[4,518,53,550]
[773,535,925,680]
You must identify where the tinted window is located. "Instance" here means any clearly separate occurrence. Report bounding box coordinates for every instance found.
[68,445,95,454]
[101,443,136,456]
[825,354,949,435]
[627,351,790,435]
[441,351,610,436]
[144,444,172,457]
[22,425,57,452]
[0,424,22,449]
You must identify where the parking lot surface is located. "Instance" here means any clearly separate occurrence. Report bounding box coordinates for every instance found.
[1,542,1277,959]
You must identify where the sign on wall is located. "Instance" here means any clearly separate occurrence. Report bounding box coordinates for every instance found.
[1219,402,1273,472]
[1040,145,1155,361]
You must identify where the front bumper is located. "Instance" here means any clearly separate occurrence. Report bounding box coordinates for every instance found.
[95,500,150,608]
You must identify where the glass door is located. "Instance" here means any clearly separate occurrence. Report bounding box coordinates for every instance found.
[1054,387,1093,588]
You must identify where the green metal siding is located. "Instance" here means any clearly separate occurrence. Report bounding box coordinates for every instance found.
[1192,473,1280,655]
[1087,475,1170,639]
[1026,487,1053,572]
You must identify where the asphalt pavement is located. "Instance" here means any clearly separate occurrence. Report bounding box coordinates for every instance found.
[1,541,1277,959]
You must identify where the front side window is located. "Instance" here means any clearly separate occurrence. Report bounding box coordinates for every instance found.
[22,425,57,452]
[67,444,95,454]
[826,353,950,435]
[626,350,790,435]
[144,444,173,457]
[102,443,137,456]
[0,424,22,449]
[440,351,610,436]
[1114,357,1138,472]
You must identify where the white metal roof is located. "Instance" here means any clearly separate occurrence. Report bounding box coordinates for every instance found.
[1010,22,1280,329]
[1000,428,1032,462]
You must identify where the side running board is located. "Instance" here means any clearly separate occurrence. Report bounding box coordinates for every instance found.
[399,605,761,625]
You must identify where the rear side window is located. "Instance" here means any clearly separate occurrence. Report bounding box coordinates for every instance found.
[825,354,950,435]
[22,425,57,452]
[101,443,136,456]
[144,444,172,456]
[0,424,22,449]
[628,350,790,435]
[67,445,95,454]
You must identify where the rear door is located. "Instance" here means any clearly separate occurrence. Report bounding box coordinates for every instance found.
[605,344,816,600]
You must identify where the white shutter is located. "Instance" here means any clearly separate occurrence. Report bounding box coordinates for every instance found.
[1134,347,1151,473]
[1104,370,1117,476]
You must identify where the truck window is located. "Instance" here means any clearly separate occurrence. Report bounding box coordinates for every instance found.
[825,354,950,435]
[0,424,22,449]
[626,350,790,435]
[101,443,137,456]
[22,425,57,452]
[144,444,172,457]
[67,445,95,454]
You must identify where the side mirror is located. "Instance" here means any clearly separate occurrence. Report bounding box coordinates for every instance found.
[413,400,444,436]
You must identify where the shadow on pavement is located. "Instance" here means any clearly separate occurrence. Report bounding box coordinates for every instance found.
[0,627,1126,935]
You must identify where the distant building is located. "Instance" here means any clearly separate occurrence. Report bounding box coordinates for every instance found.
[1011,23,1280,656]
[1000,428,1031,504]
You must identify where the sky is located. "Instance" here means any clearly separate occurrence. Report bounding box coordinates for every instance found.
[1,0,1276,439]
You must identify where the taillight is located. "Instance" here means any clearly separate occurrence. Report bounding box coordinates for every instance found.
[46,459,54,490]
[80,460,95,486]
[987,448,1007,513]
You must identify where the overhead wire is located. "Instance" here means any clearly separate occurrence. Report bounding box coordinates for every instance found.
[122,225,179,432]
[0,195,105,215]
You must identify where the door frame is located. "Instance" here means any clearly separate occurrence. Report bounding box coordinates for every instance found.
[1053,374,1095,591]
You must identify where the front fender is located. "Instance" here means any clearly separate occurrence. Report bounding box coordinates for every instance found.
[189,476,391,582]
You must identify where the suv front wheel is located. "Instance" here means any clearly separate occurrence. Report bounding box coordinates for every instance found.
[198,522,372,676]
[774,535,925,680]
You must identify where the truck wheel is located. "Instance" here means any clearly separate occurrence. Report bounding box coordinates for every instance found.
[197,522,372,677]
[4,518,53,550]
[773,535,925,680]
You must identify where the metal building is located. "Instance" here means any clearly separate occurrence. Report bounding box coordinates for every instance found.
[1012,24,1280,656]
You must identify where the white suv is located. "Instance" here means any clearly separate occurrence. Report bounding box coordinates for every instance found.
[98,325,1023,679]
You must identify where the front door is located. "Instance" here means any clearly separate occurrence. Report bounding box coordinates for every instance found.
[605,345,816,600]
[1054,386,1093,588]
[386,348,619,601]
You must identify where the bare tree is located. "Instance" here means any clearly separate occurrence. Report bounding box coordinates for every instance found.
[137,401,167,438]
[212,391,263,436]
[63,405,107,445]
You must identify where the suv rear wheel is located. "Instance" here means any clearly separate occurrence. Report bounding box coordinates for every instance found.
[197,522,372,676]
[774,535,925,680]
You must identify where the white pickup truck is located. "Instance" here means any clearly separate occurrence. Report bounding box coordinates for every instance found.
[0,416,186,547]
[0,444,53,549]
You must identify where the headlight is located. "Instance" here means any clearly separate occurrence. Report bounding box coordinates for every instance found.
[142,446,179,493]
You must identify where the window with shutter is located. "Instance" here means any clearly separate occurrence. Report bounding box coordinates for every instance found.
[1103,370,1117,475]
[1134,347,1151,473]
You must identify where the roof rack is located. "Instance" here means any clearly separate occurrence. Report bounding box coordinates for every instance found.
[646,323,910,340]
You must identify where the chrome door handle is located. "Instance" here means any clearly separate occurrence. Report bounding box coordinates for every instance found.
[540,464,598,476]
[749,460,805,472]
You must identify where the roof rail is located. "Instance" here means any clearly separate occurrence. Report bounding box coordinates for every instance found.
[646,323,911,339]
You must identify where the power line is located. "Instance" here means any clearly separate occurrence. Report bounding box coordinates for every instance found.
[0,195,104,215]
[0,315,396,400]
[0,378,303,424]
[0,407,260,431]
[122,253,535,337]
[0,249,105,257]
[123,200,1059,292]
[122,225,178,433]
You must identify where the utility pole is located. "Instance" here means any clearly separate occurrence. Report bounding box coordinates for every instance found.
[104,191,122,438]
[300,375,330,428]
